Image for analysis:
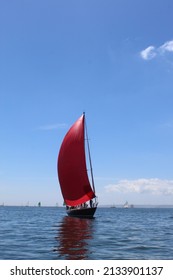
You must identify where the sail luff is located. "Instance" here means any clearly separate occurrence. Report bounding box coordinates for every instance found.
[84,114,95,194]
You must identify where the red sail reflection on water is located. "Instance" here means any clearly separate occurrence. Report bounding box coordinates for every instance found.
[54,216,94,260]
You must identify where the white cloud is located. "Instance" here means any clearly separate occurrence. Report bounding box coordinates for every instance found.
[105,178,173,196]
[38,123,67,130]
[140,39,173,60]
[160,40,173,53]
[140,46,156,60]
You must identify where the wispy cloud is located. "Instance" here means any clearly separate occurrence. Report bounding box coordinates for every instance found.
[140,39,173,60]
[38,123,67,131]
[160,40,173,53]
[105,178,173,196]
[140,46,156,60]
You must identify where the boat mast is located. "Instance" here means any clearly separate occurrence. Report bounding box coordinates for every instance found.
[84,113,96,194]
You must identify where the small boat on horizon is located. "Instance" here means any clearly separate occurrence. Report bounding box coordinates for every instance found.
[57,113,98,218]
[123,201,129,208]
[110,204,116,208]
[123,201,134,208]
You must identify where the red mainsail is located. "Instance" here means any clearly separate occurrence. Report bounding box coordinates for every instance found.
[57,114,95,206]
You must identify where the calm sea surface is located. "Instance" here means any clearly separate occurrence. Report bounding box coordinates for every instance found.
[0,206,173,260]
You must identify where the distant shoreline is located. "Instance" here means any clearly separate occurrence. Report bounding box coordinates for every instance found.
[1,204,173,208]
[102,205,173,208]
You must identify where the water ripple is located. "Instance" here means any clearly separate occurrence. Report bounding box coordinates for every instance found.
[0,207,173,259]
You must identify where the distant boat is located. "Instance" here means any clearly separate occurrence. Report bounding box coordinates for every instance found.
[57,113,98,218]
[110,204,116,208]
[123,201,129,208]
[123,201,134,208]
[38,202,41,207]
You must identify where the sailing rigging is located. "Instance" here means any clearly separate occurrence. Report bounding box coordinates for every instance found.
[57,113,98,218]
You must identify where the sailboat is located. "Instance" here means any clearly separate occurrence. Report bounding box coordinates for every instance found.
[57,113,98,218]
[123,201,129,208]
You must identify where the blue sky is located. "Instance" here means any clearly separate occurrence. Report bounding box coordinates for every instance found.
[1,0,173,206]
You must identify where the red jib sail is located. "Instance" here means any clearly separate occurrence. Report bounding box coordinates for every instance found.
[57,114,95,206]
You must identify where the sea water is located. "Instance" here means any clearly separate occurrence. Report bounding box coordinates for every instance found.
[0,206,173,260]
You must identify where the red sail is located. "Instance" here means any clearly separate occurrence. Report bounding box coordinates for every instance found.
[57,114,95,206]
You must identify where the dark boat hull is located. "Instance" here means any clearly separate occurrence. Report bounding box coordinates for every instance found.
[66,207,97,218]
